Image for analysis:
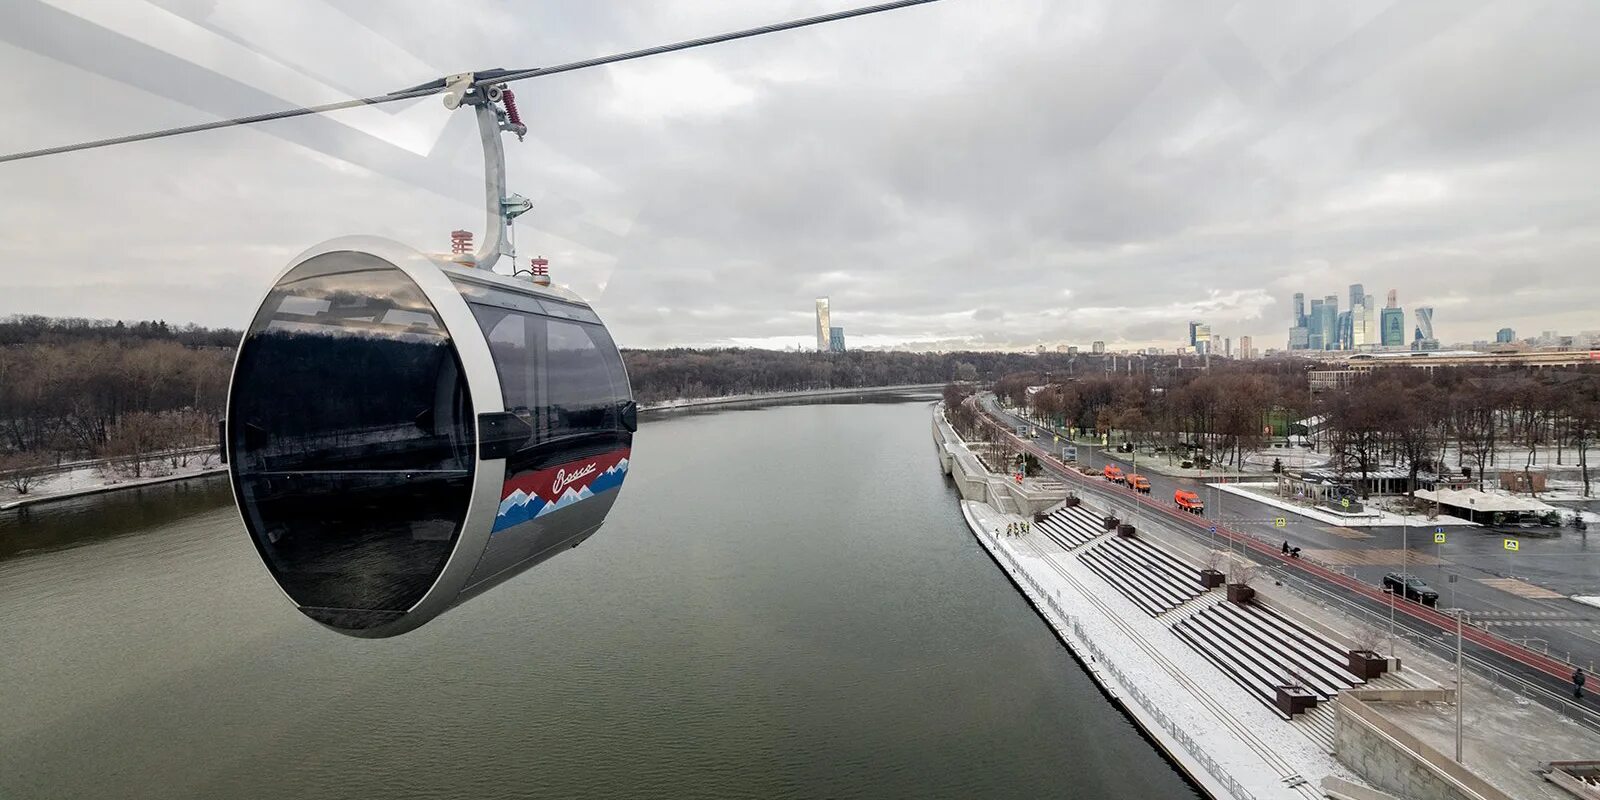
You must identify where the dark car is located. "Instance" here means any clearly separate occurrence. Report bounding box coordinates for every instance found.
[1382,572,1439,607]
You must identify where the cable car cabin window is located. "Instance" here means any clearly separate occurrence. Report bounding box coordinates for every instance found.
[466,302,630,471]
[229,253,474,630]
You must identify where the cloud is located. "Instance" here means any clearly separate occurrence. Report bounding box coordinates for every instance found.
[1,0,1598,352]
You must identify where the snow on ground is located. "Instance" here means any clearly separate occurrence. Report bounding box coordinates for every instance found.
[1571,596,1600,610]
[964,500,1350,800]
[0,459,223,509]
[1211,482,1478,528]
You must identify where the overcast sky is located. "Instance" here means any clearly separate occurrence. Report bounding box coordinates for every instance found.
[1,0,1597,351]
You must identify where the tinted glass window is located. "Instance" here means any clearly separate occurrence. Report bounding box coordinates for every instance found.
[466,302,630,463]
[229,252,474,629]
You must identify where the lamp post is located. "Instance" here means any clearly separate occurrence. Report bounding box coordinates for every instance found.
[1455,608,1465,762]
[1387,585,1396,657]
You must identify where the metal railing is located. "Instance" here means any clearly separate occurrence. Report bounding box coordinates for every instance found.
[977,523,1260,800]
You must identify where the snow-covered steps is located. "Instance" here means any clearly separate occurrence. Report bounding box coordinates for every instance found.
[1034,504,1108,551]
[1078,535,1206,617]
[1172,601,1364,719]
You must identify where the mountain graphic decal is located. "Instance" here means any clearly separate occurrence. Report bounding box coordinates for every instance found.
[492,449,630,533]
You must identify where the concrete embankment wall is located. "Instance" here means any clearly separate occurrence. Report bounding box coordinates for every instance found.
[1333,696,1512,800]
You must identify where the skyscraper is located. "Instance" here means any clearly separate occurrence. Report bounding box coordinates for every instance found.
[1496,327,1515,344]
[1239,335,1253,359]
[1361,293,1378,349]
[814,297,831,352]
[1188,321,1212,355]
[1348,283,1365,312]
[829,327,846,353]
[1323,295,1338,350]
[1386,289,1397,309]
[1414,306,1435,340]
[1092,341,1106,354]
[1336,310,1352,350]
[1292,293,1306,327]
[1307,299,1325,350]
[1380,306,1404,347]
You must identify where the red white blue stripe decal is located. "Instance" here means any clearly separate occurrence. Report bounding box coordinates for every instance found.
[493,448,630,533]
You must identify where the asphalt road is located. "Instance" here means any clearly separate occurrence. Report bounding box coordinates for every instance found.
[975,393,1600,726]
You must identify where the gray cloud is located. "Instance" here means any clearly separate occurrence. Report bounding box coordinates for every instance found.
[1,0,1597,351]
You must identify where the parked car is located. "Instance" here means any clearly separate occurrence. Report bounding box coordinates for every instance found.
[1174,489,1204,514]
[1382,573,1439,607]
[1103,465,1125,484]
[1128,474,1151,494]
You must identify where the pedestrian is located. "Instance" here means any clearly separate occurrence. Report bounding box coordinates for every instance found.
[1575,668,1587,700]
[1282,541,1290,555]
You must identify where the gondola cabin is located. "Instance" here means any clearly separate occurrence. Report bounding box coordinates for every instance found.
[225,236,635,637]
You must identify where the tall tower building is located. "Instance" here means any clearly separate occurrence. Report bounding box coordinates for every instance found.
[1414,306,1435,340]
[1386,289,1398,309]
[1292,293,1306,327]
[1361,293,1378,349]
[1239,335,1253,359]
[1348,283,1365,312]
[814,297,831,352]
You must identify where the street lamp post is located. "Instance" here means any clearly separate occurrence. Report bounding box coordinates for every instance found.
[1455,608,1465,762]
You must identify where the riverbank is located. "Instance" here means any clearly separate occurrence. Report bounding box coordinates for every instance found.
[0,461,224,511]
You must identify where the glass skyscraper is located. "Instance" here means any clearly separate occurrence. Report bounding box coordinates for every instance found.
[815,297,831,352]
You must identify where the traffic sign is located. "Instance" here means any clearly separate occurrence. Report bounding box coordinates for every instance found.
[1340,497,1351,508]
[1210,525,1218,534]
[1433,532,1447,544]
[1273,517,1287,528]
[1503,538,1520,552]
[1435,527,1443,534]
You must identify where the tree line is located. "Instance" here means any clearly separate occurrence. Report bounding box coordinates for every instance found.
[996,361,1600,496]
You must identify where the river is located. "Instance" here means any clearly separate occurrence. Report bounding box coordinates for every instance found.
[1,395,1200,799]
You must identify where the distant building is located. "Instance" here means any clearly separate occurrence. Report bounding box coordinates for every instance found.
[1092,341,1106,354]
[1224,337,1233,358]
[1361,293,1377,349]
[815,297,831,352]
[1386,289,1397,309]
[1067,345,1079,355]
[1239,335,1254,360]
[1035,344,1046,354]
[1413,306,1437,350]
[829,326,846,353]
[1292,293,1306,327]
[1188,321,1212,355]
[1380,307,1405,347]
[1496,327,1516,344]
[1056,344,1068,353]
[1336,310,1352,350]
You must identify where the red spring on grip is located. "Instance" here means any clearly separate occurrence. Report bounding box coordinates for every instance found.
[502,89,523,127]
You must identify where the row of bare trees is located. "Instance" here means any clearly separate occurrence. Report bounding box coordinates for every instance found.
[999,362,1600,496]
[0,339,232,490]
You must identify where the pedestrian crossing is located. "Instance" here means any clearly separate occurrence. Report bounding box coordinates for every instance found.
[1476,577,1564,599]
[1299,548,1448,567]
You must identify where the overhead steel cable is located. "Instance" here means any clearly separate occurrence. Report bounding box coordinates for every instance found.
[0,0,940,165]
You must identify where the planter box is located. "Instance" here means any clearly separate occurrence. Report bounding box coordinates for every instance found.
[1102,516,1119,531]
[1199,569,1225,589]
[1116,523,1136,538]
[1062,497,1081,508]
[1347,650,1389,680]
[1274,686,1319,716]
[1226,583,1255,604]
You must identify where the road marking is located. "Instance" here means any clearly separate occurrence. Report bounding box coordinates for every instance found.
[1300,548,1447,566]
[1476,578,1563,599]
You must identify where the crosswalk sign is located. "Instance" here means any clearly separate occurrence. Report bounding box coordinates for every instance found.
[1340,497,1351,508]
[1433,532,1446,544]
[1503,538,1520,552]
[1273,517,1287,528]
[1054,435,1060,443]
[1210,525,1217,534]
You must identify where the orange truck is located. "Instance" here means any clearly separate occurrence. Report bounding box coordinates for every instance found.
[1174,489,1204,514]
[1102,465,1125,484]
[1129,474,1151,494]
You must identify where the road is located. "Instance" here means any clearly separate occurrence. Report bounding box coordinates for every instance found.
[975,393,1600,728]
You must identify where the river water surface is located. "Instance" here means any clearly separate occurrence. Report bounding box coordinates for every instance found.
[2,396,1199,799]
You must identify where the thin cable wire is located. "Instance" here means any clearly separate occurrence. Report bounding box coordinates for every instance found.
[475,0,940,88]
[0,0,940,165]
